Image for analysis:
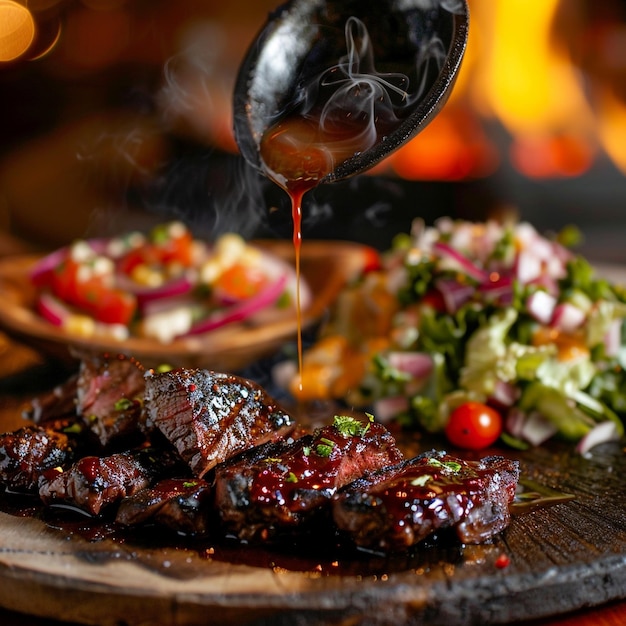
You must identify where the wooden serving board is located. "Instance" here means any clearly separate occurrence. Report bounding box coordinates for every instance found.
[0,425,624,626]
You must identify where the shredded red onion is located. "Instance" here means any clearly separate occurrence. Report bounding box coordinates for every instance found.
[372,396,410,423]
[434,278,474,314]
[386,351,433,379]
[185,273,288,336]
[115,274,194,310]
[36,292,68,326]
[432,241,488,282]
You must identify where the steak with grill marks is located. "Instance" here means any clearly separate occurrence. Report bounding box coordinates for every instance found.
[144,368,294,478]
[76,353,147,448]
[332,451,520,551]
[0,426,74,491]
[38,447,184,516]
[116,477,213,535]
[214,416,404,541]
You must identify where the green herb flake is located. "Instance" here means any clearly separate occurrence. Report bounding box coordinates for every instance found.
[183,481,198,488]
[316,438,336,458]
[427,457,462,473]
[303,446,311,457]
[333,415,368,437]
[286,472,298,483]
[114,398,133,411]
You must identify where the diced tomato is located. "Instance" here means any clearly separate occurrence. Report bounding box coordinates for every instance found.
[81,286,136,325]
[117,227,194,276]
[214,263,269,301]
[49,256,136,325]
[50,257,83,304]
[420,288,446,312]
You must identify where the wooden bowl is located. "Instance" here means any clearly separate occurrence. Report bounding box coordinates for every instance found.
[0,239,371,371]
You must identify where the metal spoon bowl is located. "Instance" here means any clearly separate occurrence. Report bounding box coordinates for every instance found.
[233,0,469,183]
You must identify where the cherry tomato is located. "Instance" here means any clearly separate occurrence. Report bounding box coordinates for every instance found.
[444,402,503,450]
[214,263,269,301]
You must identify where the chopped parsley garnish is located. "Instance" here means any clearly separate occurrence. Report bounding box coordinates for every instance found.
[286,472,298,483]
[114,398,133,411]
[316,438,336,457]
[427,457,462,473]
[333,413,374,438]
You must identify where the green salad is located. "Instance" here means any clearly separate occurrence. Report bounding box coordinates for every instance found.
[292,218,626,453]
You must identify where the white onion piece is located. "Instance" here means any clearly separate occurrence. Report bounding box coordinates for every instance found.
[576,421,621,455]
[603,319,622,357]
[489,380,519,409]
[526,290,557,325]
[550,302,586,332]
[514,249,542,285]
[506,408,558,446]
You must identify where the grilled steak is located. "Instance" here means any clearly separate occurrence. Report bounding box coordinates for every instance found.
[144,368,294,477]
[332,451,520,551]
[76,353,147,448]
[38,447,183,516]
[116,477,213,535]
[0,426,74,491]
[22,374,78,426]
[214,415,404,541]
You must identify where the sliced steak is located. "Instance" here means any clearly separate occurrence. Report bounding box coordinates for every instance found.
[38,447,183,516]
[22,374,78,426]
[144,368,294,477]
[332,451,520,551]
[116,477,213,535]
[0,426,74,491]
[76,353,147,448]
[214,415,404,541]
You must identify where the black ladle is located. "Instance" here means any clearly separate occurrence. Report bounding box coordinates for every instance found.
[233,0,469,184]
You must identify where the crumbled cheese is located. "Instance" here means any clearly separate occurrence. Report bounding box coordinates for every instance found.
[140,307,193,343]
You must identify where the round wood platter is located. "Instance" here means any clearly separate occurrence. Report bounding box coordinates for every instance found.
[0,437,624,626]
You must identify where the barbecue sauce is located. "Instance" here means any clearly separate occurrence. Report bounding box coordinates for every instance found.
[259,111,378,387]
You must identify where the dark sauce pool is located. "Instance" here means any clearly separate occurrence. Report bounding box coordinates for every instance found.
[0,476,573,580]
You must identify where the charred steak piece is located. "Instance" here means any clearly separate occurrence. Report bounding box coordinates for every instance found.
[214,415,404,541]
[0,426,74,491]
[332,451,520,551]
[76,353,147,448]
[22,374,78,426]
[144,368,294,477]
[116,477,213,535]
[38,447,183,516]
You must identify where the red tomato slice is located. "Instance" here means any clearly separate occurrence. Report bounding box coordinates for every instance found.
[444,402,503,450]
